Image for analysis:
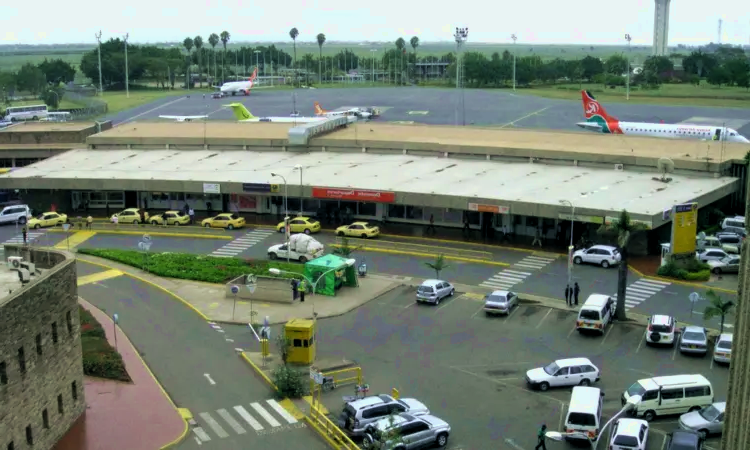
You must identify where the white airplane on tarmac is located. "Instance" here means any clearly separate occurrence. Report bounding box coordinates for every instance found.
[157,114,208,122]
[227,103,332,123]
[314,102,380,120]
[212,67,258,96]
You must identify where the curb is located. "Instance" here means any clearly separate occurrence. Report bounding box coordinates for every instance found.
[240,352,279,391]
[49,228,232,240]
[330,244,510,267]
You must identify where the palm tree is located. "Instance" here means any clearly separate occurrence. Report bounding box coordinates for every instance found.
[289,27,299,86]
[425,254,449,279]
[597,209,648,320]
[208,33,219,83]
[333,237,361,258]
[193,36,203,88]
[410,36,420,80]
[183,37,194,87]
[703,290,735,334]
[395,37,406,85]
[316,33,326,85]
[220,31,231,81]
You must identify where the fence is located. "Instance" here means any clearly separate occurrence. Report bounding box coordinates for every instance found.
[306,403,360,450]
[61,87,108,118]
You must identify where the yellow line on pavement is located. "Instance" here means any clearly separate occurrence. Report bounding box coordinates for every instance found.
[348,239,492,258]
[329,244,510,267]
[54,231,96,249]
[278,399,305,420]
[77,269,124,286]
[48,228,231,240]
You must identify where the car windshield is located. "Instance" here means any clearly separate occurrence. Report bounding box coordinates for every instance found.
[486,295,506,303]
[683,332,705,341]
[699,405,721,422]
[652,324,672,333]
[567,413,596,427]
[417,286,434,293]
[613,435,639,447]
[579,309,600,320]
[717,340,732,350]
[543,362,560,375]
[719,256,733,264]
[627,382,646,397]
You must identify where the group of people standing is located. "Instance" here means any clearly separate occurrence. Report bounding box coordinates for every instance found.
[565,282,581,306]
[290,278,308,302]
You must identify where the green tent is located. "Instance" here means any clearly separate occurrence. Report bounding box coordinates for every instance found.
[304,254,359,296]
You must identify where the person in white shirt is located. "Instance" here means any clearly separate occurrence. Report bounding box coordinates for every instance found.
[188,208,195,225]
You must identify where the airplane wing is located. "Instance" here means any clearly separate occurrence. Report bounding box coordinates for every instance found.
[158,115,209,122]
[576,122,603,132]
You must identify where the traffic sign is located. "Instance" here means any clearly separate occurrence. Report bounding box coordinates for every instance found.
[309,368,324,385]
[62,223,71,232]
[113,313,119,324]
[689,292,700,303]
[230,285,240,295]
[142,234,151,242]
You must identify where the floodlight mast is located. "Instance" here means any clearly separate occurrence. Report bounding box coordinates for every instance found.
[95,31,103,96]
[453,27,468,126]
[625,33,632,100]
[124,33,130,98]
[511,34,517,91]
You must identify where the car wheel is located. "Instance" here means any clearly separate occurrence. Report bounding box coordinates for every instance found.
[34,224,41,229]
[361,435,374,449]
[227,224,234,230]
[573,256,582,264]
[601,260,610,268]
[450,288,455,296]
[269,253,277,260]
[688,406,701,412]
[579,378,591,386]
[361,233,367,238]
[299,256,308,263]
[712,267,722,274]
[32,116,38,121]
[436,432,449,447]
[133,220,140,225]
[204,223,211,228]
[698,429,709,439]
[539,382,550,392]
[337,231,345,236]
[643,410,656,421]
[150,221,158,225]
[18,217,26,224]
[304,228,311,235]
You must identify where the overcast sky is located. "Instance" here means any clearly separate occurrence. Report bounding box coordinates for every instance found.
[2,0,749,46]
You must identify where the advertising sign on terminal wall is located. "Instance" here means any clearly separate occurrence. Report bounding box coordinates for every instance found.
[468,203,510,214]
[670,202,698,256]
[312,187,396,203]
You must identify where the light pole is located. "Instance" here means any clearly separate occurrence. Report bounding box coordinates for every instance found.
[123,34,130,98]
[559,200,575,287]
[95,31,103,96]
[294,164,303,215]
[453,27,469,126]
[269,259,356,318]
[511,34,517,91]
[625,34,632,100]
[370,49,377,84]
[545,395,642,449]
[271,172,290,263]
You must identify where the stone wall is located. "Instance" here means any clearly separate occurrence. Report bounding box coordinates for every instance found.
[0,247,84,450]
[225,275,293,304]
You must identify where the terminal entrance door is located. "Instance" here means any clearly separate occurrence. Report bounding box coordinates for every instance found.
[481,212,494,240]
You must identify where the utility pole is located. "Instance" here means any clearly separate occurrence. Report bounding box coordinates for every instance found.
[95,31,103,96]
[625,34,632,100]
[370,49,377,84]
[454,27,469,126]
[511,34,517,91]
[123,33,130,98]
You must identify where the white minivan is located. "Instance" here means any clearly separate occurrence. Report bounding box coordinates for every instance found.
[564,386,604,441]
[622,374,713,422]
[576,294,614,334]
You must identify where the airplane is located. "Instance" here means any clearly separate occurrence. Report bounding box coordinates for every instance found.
[226,103,330,123]
[158,115,208,122]
[577,90,750,143]
[213,67,258,96]
[314,102,380,120]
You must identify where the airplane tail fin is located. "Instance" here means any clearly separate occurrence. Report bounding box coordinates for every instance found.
[313,102,327,115]
[226,103,255,121]
[581,90,617,122]
[249,67,258,81]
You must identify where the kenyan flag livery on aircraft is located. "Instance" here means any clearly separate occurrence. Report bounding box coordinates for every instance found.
[581,90,623,135]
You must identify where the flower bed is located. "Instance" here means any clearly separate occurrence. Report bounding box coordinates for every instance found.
[79,306,131,382]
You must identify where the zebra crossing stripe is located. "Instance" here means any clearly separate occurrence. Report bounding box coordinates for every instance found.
[639,279,670,286]
[504,269,532,276]
[199,412,229,438]
[266,399,298,424]
[234,405,264,431]
[216,408,247,435]
[251,402,281,427]
[192,427,211,442]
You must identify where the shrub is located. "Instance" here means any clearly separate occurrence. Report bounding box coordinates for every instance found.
[79,306,131,382]
[77,248,304,283]
[271,365,308,399]
[657,260,710,281]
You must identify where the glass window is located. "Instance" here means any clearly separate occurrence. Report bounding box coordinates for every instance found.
[685,386,710,398]
[567,413,596,427]
[444,208,462,223]
[405,205,423,220]
[642,390,658,401]
[388,204,405,218]
[527,217,538,227]
[293,339,302,347]
[555,367,569,376]
[660,388,683,400]
[107,192,124,202]
[340,201,357,213]
[466,211,480,225]
[358,202,376,216]
[303,199,319,211]
[89,192,105,202]
[287,198,301,212]
[569,366,582,374]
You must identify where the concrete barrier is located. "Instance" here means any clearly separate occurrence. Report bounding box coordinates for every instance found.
[225,275,293,304]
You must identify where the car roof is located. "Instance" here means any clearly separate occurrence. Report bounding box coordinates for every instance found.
[568,387,601,412]
[590,245,617,251]
[349,396,385,409]
[165,210,181,213]
[123,208,140,211]
[555,357,594,367]
[650,314,673,325]
[683,326,706,334]
[582,294,611,308]
[421,279,446,286]
[41,211,58,214]
[351,221,370,226]
[718,333,733,342]
[671,429,701,444]
[712,402,727,412]
[649,374,710,387]
[615,418,647,436]
[292,216,312,220]
[489,290,510,296]
[418,415,447,428]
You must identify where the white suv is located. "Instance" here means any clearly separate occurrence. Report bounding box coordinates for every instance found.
[645,315,676,346]
[0,204,31,225]
[416,279,454,305]
[337,394,429,437]
[572,245,621,268]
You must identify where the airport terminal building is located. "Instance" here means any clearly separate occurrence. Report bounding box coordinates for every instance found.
[0,121,746,254]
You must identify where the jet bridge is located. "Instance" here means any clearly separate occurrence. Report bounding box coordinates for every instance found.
[288,116,352,146]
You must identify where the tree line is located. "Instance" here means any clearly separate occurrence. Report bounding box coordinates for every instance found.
[0,59,76,108]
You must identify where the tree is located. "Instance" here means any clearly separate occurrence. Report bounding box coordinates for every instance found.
[424,254,449,279]
[597,210,648,321]
[42,87,63,109]
[604,54,628,76]
[333,237,361,258]
[208,33,219,82]
[642,55,674,83]
[37,59,76,84]
[410,36,420,79]
[16,63,46,95]
[316,33,326,85]
[193,36,204,87]
[682,50,718,78]
[723,57,750,86]
[220,31,230,82]
[703,290,735,334]
[183,37,194,87]
[395,37,406,85]
[580,56,604,81]
[289,27,299,85]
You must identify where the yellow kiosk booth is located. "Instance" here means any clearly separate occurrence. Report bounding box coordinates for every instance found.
[285,319,316,364]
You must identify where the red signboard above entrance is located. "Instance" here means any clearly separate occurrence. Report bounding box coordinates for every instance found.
[312,187,396,203]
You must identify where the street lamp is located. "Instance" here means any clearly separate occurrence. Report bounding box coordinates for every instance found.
[511,34,517,91]
[625,34,632,101]
[370,49,378,84]
[545,395,642,449]
[453,27,468,126]
[123,34,130,98]
[559,199,575,287]
[269,258,356,317]
[271,172,290,263]
[95,31,103,96]
[294,164,303,215]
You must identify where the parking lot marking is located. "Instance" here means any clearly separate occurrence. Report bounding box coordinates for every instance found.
[635,337,645,353]
[470,303,485,318]
[450,362,533,369]
[710,356,714,370]
[535,309,553,329]
[452,366,565,406]
[661,434,668,449]
[599,326,614,347]
[505,305,521,321]
[671,341,679,360]
[435,298,457,313]
[503,438,526,450]
[627,368,655,376]
[567,324,577,338]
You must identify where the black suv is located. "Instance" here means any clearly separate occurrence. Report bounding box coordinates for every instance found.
[666,430,704,450]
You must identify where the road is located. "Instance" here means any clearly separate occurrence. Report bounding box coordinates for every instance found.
[75,260,328,450]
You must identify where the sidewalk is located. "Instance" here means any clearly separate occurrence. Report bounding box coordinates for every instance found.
[54,298,187,450]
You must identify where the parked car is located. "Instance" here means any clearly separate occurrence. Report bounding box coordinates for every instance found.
[28,211,68,229]
[149,210,190,226]
[706,256,741,275]
[483,290,518,316]
[572,245,621,268]
[337,394,429,437]
[362,413,451,449]
[609,418,649,450]
[111,208,148,224]
[336,221,380,238]
[525,357,600,391]
[716,234,742,254]
[416,280,454,305]
[713,333,732,364]
[0,204,31,225]
[678,402,726,438]
[645,314,677,346]
[696,249,729,263]
[665,429,704,450]
[201,213,245,230]
[679,326,709,355]
[276,216,321,234]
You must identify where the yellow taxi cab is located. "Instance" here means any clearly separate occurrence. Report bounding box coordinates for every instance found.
[111,208,149,224]
[149,210,190,226]
[335,221,380,239]
[28,211,68,229]
[276,216,321,235]
[202,213,246,230]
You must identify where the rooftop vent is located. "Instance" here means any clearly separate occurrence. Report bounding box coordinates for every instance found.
[435,164,457,173]
[653,157,674,183]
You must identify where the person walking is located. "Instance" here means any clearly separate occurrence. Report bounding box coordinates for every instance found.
[86,215,93,230]
[535,424,548,450]
[298,279,307,303]
[426,214,436,235]
[462,215,470,237]
[573,282,580,306]
[291,279,299,301]
[188,207,195,225]
[565,284,572,306]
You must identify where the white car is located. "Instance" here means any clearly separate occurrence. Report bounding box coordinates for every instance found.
[525,357,600,392]
[645,314,677,346]
[483,290,518,316]
[610,418,649,450]
[697,248,729,263]
[713,333,732,364]
[416,279,454,305]
[0,204,31,225]
[572,245,621,268]
[267,243,317,263]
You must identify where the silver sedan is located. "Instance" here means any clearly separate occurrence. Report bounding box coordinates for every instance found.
[679,326,709,355]
[678,402,726,438]
[484,290,519,316]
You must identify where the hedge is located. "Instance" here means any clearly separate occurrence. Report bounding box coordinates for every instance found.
[79,306,131,382]
[657,259,711,282]
[77,248,304,284]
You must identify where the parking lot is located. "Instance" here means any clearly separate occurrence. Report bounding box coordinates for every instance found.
[312,287,728,450]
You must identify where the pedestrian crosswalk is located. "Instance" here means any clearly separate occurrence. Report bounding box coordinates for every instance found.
[514,255,556,270]
[615,278,671,310]
[210,230,274,258]
[192,399,302,442]
[480,269,532,291]
[3,231,45,245]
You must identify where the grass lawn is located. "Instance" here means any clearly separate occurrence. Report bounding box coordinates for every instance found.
[518,83,750,108]
[0,52,84,72]
[79,305,131,382]
[96,90,188,114]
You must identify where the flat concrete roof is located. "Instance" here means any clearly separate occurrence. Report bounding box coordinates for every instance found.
[89,121,290,143]
[0,148,738,225]
[0,121,97,133]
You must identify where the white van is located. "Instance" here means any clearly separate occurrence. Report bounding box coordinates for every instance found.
[576,294,614,334]
[564,386,604,441]
[721,216,745,235]
[622,374,713,421]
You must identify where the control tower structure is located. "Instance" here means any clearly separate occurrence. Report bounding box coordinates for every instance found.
[653,0,671,55]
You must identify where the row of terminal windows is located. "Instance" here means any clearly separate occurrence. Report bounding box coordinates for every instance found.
[0,309,74,384]
[5,381,78,449]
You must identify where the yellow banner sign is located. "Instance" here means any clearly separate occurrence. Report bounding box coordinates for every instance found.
[670,203,698,255]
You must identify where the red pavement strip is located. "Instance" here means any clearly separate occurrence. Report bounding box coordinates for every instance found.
[53,299,187,450]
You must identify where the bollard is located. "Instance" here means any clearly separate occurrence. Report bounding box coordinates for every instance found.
[260,338,269,357]
[392,387,400,400]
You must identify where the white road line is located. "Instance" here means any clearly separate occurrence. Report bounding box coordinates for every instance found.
[266,399,298,424]
[117,96,187,125]
[480,282,514,289]
[192,427,211,442]
[641,279,671,286]
[199,412,229,438]
[535,309,552,329]
[234,405,264,431]
[217,408,247,435]
[524,256,555,262]
[634,280,669,288]
[193,435,203,445]
[627,287,662,295]
[251,402,281,427]
[514,263,546,269]
[211,254,233,258]
[470,303,486,319]
[204,373,216,385]
[504,269,532,276]
[490,275,525,283]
